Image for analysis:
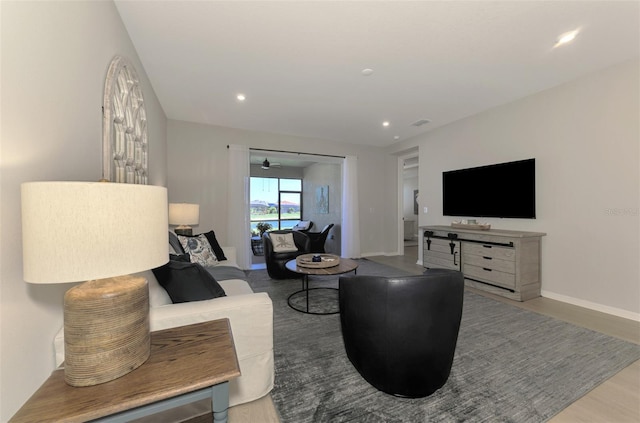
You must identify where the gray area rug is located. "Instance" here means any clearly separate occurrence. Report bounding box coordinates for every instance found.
[246,259,640,422]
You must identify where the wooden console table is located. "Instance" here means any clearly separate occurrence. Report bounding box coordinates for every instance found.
[10,319,240,423]
[422,225,546,301]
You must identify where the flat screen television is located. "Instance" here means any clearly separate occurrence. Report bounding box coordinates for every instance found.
[442,158,536,219]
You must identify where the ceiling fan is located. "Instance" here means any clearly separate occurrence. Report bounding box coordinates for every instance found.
[261,158,281,169]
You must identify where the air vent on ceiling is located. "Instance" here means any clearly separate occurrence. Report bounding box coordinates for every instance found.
[411,119,431,127]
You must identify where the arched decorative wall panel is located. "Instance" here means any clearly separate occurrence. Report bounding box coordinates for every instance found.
[102,56,148,184]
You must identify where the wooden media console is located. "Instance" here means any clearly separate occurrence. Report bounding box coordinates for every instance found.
[422,225,546,301]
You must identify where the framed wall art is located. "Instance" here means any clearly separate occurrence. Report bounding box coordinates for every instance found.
[316,185,329,214]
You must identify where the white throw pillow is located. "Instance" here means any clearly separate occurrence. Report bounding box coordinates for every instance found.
[270,232,298,253]
[178,234,219,267]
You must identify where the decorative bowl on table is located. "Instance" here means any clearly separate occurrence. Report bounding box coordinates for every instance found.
[296,253,341,268]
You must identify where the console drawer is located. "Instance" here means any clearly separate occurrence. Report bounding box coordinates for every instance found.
[462,254,515,273]
[463,264,516,290]
[464,243,515,261]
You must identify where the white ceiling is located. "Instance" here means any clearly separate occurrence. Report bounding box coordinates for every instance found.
[115,1,639,148]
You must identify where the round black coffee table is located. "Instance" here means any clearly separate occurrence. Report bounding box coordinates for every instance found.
[285,257,358,315]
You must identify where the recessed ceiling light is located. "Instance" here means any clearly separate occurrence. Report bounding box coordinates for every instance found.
[555,29,579,47]
[236,93,246,101]
[361,68,374,76]
[382,121,390,127]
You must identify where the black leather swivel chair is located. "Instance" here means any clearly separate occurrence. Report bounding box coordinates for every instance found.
[263,230,311,279]
[339,269,464,398]
[307,223,334,253]
[292,220,313,233]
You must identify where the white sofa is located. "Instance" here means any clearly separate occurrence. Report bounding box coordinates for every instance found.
[54,246,274,408]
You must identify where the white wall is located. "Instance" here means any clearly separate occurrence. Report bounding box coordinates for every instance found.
[303,163,342,254]
[167,119,397,256]
[303,163,342,231]
[391,59,639,319]
[0,1,167,420]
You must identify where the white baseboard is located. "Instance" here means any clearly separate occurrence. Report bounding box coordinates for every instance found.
[541,290,640,322]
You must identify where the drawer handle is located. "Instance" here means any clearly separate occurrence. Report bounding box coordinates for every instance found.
[483,267,492,272]
[482,245,493,249]
[483,256,493,260]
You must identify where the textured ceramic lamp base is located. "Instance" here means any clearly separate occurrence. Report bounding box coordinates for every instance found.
[63,275,150,387]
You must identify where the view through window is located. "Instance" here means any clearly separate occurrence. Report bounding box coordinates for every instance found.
[250,177,302,234]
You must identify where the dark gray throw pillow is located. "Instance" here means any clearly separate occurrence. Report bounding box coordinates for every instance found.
[152,260,226,303]
[169,231,185,255]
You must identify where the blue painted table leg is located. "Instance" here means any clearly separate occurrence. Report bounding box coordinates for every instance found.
[212,381,230,423]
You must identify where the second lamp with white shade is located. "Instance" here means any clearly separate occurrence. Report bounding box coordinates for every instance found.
[169,203,200,236]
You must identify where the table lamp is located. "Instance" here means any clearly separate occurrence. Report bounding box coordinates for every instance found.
[169,203,199,235]
[21,181,168,387]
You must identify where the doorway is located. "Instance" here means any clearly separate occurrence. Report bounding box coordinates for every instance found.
[248,150,344,267]
[397,151,419,263]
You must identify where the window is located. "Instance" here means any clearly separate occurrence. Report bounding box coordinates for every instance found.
[250,177,302,234]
